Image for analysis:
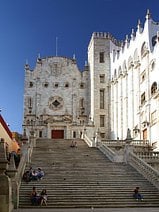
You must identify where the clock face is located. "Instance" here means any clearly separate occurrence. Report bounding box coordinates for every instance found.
[49,62,62,76]
[48,96,64,110]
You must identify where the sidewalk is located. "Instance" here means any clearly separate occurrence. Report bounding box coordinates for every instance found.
[13,208,159,212]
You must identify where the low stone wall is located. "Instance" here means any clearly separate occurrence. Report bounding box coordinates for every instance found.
[0,136,35,211]
[0,141,13,212]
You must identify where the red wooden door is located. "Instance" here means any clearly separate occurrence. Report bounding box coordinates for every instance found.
[52,130,64,139]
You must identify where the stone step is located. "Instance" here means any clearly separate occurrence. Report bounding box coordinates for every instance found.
[19,139,159,208]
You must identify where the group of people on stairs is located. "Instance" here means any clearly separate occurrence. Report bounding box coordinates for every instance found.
[22,167,47,206]
[30,186,48,206]
[23,167,44,182]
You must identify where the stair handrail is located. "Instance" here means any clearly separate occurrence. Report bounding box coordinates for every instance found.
[97,141,124,162]
[11,136,35,208]
[84,134,94,147]
[98,142,116,162]
[128,151,159,190]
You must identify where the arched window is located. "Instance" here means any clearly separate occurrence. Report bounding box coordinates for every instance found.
[151,82,157,95]
[128,56,133,69]
[80,98,84,108]
[43,82,49,88]
[133,49,139,62]
[122,61,127,72]
[141,42,148,58]
[152,35,157,47]
[118,66,122,76]
[114,69,117,78]
[149,59,155,71]
[29,81,34,87]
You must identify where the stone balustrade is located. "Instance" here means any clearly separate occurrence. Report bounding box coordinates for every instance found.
[136,151,159,160]
[101,139,150,146]
[93,138,159,190]
[128,151,159,190]
[98,141,124,162]
[9,135,35,208]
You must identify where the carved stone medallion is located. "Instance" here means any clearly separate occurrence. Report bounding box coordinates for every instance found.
[48,96,64,110]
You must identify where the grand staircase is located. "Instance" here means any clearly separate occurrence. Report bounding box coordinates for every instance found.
[19,139,159,208]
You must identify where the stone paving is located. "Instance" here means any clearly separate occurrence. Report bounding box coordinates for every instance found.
[13,207,159,212]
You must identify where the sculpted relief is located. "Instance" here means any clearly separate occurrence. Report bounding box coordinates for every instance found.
[48,96,64,110]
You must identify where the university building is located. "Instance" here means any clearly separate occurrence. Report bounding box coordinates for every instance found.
[23,10,159,150]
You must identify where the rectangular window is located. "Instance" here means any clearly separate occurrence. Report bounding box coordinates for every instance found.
[80,98,84,108]
[28,97,32,108]
[73,131,76,138]
[39,131,42,138]
[100,89,105,109]
[100,74,105,83]
[99,52,104,63]
[100,115,105,127]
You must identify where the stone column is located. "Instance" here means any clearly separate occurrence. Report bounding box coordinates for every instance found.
[0,141,13,212]
[6,154,18,208]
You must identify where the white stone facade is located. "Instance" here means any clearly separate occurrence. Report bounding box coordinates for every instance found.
[23,10,159,150]
[23,57,91,139]
[109,10,159,150]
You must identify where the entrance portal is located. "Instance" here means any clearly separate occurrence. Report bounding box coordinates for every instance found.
[51,130,64,139]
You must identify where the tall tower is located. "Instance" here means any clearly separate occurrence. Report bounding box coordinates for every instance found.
[88,32,112,138]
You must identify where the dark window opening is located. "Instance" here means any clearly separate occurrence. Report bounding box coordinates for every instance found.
[99,52,105,63]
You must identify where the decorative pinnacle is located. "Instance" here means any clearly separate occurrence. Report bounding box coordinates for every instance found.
[125,34,129,42]
[25,59,30,69]
[146,9,151,20]
[73,54,76,60]
[137,19,142,30]
[131,29,135,38]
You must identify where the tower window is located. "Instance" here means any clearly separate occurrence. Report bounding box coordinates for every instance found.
[100,115,105,127]
[100,89,105,109]
[99,52,104,63]
[100,75,105,83]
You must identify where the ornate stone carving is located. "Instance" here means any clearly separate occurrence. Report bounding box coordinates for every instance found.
[49,62,62,76]
[48,96,64,110]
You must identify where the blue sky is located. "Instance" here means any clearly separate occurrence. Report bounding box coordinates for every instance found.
[0,0,159,133]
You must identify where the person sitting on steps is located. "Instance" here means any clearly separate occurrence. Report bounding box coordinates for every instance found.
[133,186,143,200]
[37,167,45,180]
[31,170,38,181]
[30,186,40,205]
[70,140,77,148]
[40,189,48,206]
